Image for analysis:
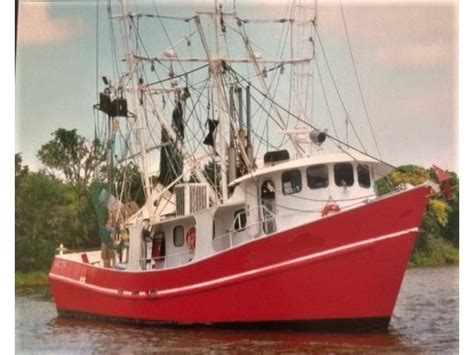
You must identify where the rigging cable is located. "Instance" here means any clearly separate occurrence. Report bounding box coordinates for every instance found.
[106,0,120,87]
[94,0,102,183]
[138,2,218,168]
[130,16,218,191]
[234,22,294,152]
[227,66,396,169]
[95,0,99,109]
[235,20,304,156]
[145,64,209,86]
[314,48,340,141]
[313,24,367,153]
[226,58,284,155]
[339,0,382,159]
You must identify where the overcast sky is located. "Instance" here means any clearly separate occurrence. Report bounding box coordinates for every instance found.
[15,0,458,172]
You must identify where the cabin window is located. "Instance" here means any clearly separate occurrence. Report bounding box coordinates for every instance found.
[307,165,329,189]
[173,226,184,247]
[234,209,247,232]
[357,164,371,188]
[282,169,302,195]
[334,163,354,187]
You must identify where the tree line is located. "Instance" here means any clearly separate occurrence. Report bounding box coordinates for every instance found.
[15,129,143,272]
[15,129,459,272]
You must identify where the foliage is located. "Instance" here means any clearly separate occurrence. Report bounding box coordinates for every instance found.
[114,162,146,207]
[376,164,459,265]
[428,199,451,227]
[410,235,459,267]
[389,165,429,187]
[15,154,100,273]
[15,271,49,288]
[37,128,105,186]
[440,172,459,247]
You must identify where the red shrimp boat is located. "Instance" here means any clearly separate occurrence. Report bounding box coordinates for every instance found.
[49,0,431,330]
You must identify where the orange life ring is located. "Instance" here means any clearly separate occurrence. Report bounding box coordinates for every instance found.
[321,203,341,217]
[186,227,196,250]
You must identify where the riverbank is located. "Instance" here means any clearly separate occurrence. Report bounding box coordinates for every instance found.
[15,271,49,288]
[409,235,459,268]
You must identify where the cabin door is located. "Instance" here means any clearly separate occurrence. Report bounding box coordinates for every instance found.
[261,180,276,234]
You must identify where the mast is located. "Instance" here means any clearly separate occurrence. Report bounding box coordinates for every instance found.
[112,2,318,211]
[195,13,229,202]
[117,0,154,220]
[215,62,229,201]
[214,2,228,201]
[107,115,114,192]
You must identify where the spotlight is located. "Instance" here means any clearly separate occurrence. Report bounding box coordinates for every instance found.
[309,129,326,145]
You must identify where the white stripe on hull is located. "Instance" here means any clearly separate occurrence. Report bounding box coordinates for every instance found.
[50,227,418,299]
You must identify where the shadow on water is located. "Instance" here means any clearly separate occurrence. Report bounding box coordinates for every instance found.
[45,315,410,354]
[16,266,458,354]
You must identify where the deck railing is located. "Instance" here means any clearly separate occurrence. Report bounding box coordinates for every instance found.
[137,205,277,270]
[212,205,276,250]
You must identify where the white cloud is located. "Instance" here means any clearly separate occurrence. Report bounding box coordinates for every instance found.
[18,2,85,46]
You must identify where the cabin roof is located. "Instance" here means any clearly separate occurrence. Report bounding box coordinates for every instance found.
[231,150,392,186]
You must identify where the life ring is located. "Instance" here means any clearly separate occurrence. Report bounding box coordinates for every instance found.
[186,227,196,251]
[321,203,340,217]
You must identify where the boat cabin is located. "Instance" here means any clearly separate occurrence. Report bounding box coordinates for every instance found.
[116,150,390,271]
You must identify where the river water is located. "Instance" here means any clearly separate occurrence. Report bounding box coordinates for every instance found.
[16,266,458,354]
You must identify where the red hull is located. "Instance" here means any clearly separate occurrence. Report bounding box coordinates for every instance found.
[49,186,429,327]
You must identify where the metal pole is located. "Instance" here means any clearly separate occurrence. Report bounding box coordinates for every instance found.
[107,115,114,192]
[118,0,154,220]
[246,85,252,147]
[228,86,236,183]
[236,87,244,130]
[245,85,254,165]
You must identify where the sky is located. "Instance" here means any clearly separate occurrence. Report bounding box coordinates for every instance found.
[15,0,458,172]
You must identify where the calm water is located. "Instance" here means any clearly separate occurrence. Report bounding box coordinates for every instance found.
[16,266,458,354]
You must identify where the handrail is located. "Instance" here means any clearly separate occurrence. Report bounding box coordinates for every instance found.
[213,207,277,249]
[72,196,377,270]
[139,248,193,270]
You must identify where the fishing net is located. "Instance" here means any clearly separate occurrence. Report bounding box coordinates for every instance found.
[90,181,109,230]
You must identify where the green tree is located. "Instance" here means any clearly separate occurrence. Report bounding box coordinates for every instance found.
[389,165,429,186]
[15,166,64,272]
[114,162,146,207]
[376,164,459,264]
[15,154,101,272]
[37,128,105,186]
[440,172,459,247]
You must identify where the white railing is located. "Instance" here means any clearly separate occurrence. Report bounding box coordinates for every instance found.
[212,205,277,251]
[92,205,278,270]
[139,249,195,270]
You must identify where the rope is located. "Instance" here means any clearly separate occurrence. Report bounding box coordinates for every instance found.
[106,0,120,86]
[314,50,340,140]
[339,0,382,159]
[134,13,196,22]
[146,64,208,87]
[227,66,396,170]
[313,26,367,153]
[95,0,99,104]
